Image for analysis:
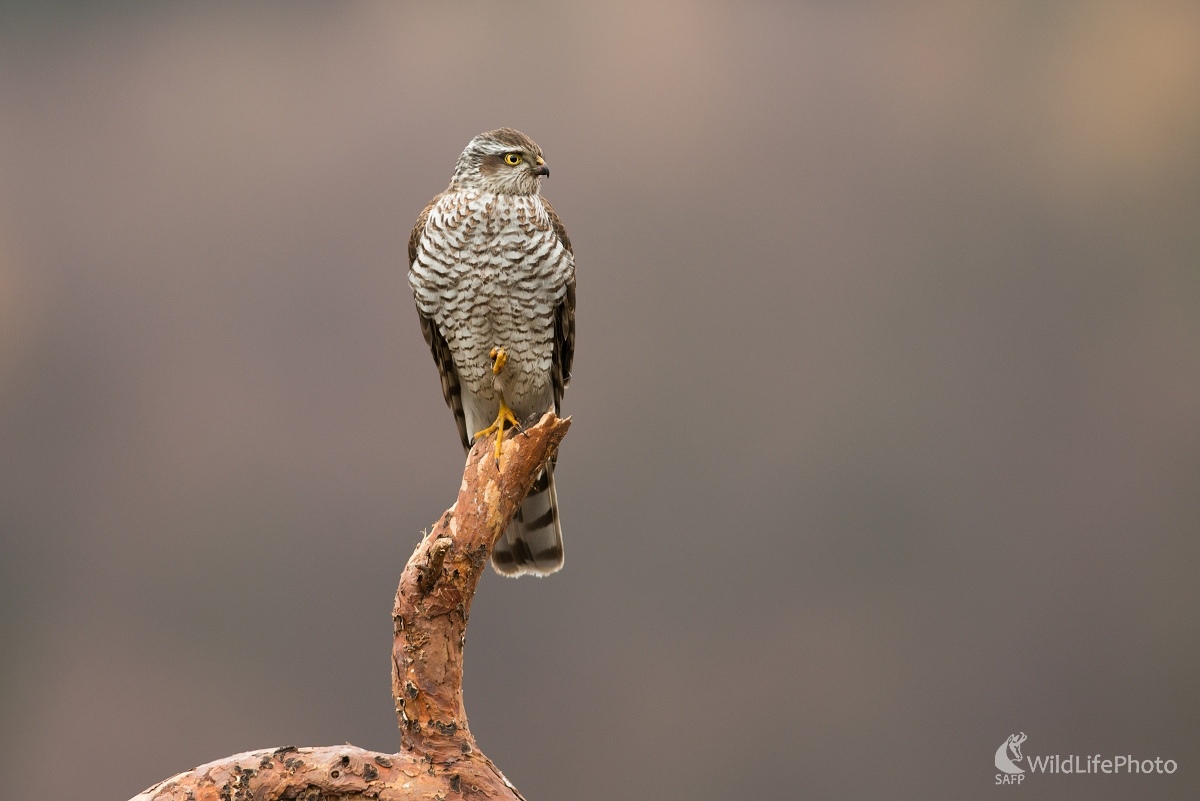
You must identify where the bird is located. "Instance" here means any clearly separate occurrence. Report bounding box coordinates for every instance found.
[408,128,576,577]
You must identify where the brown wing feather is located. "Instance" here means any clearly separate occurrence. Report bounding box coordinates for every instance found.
[410,194,471,451]
[543,198,576,412]
[408,193,441,266]
[542,197,573,255]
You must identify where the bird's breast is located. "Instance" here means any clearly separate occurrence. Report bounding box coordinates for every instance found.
[413,191,570,406]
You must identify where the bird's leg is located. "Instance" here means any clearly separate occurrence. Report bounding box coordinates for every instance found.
[473,347,521,465]
[473,397,521,466]
[491,349,526,437]
[488,346,507,375]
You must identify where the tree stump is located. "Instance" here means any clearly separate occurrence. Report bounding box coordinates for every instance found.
[131,412,571,801]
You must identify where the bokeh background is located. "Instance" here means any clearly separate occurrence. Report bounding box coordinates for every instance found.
[1,2,1198,799]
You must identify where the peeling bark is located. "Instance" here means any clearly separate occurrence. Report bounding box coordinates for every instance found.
[131,412,570,801]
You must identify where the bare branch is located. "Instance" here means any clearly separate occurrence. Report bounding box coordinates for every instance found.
[131,412,571,801]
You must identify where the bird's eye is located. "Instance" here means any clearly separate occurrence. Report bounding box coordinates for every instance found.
[503,153,523,166]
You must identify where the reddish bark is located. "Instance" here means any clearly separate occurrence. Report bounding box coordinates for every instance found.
[131,412,571,801]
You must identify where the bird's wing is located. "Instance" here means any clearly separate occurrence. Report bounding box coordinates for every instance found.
[410,194,471,451]
[543,198,576,413]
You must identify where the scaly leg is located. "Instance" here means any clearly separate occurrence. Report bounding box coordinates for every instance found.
[473,347,521,465]
[488,346,507,374]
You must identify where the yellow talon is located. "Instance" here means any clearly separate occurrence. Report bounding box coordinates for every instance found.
[474,397,521,465]
[489,346,508,375]
[475,347,520,465]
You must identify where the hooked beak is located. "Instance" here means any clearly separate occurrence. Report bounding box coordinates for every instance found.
[533,156,549,177]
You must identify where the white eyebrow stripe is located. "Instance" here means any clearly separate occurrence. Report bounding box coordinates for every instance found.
[482,143,520,155]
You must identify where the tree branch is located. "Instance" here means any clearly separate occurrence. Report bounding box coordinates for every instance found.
[131,412,571,801]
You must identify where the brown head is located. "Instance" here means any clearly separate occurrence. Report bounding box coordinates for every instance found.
[449,128,550,195]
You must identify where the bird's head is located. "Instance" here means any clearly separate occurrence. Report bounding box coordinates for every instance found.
[450,128,549,195]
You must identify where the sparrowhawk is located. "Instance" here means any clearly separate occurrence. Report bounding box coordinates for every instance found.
[408,128,576,577]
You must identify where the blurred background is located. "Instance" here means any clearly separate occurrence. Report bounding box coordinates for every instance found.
[1,2,1198,799]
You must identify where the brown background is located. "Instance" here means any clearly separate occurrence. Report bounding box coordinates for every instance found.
[1,2,1198,799]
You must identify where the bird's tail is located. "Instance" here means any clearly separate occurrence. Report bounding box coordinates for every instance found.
[492,465,563,577]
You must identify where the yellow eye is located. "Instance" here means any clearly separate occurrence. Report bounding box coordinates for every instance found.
[503,153,523,166]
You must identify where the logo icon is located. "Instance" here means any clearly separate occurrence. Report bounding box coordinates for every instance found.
[996,733,1028,775]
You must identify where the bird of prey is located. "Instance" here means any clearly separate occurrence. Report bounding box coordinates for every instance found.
[408,128,576,577]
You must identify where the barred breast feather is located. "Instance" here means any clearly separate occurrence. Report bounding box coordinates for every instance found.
[409,185,575,577]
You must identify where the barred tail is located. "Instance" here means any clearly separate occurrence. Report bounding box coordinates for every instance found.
[491,466,563,577]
